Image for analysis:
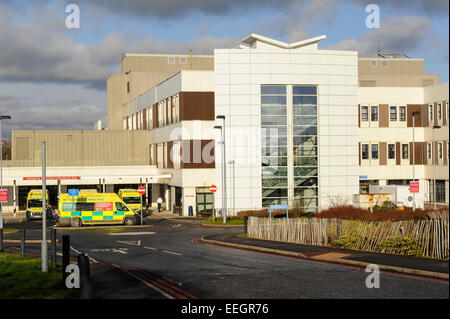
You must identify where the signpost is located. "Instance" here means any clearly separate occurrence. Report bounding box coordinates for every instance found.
[138,186,145,225]
[209,185,217,193]
[68,189,79,226]
[269,204,289,219]
[409,182,419,193]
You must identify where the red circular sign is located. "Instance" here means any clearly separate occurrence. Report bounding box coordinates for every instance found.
[209,185,217,193]
[138,186,146,195]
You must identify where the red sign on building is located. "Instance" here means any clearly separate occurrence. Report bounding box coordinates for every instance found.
[138,186,146,195]
[23,176,80,181]
[209,185,217,193]
[0,189,8,202]
[410,182,419,193]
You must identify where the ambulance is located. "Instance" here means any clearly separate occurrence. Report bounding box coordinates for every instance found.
[58,192,139,227]
[118,189,142,213]
[26,189,49,221]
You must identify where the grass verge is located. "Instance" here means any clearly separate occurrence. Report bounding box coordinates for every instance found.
[203,217,244,225]
[0,253,79,299]
[3,228,20,234]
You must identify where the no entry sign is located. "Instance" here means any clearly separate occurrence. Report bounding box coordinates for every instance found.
[410,182,419,193]
[138,186,146,195]
[0,189,8,202]
[209,185,217,193]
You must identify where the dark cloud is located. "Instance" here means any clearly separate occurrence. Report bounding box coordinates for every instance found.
[326,16,431,57]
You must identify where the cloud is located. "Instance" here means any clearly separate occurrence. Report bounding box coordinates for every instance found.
[326,16,431,57]
[0,5,239,89]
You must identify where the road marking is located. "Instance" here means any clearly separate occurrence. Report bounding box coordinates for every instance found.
[144,246,158,251]
[116,240,141,246]
[109,232,155,236]
[90,248,129,255]
[162,250,182,256]
[172,224,182,228]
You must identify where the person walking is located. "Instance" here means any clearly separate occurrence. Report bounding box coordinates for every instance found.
[157,196,163,212]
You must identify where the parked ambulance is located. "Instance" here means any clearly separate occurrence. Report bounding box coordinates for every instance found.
[118,189,142,213]
[26,189,49,221]
[58,192,139,227]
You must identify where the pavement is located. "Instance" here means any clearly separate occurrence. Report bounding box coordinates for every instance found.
[202,232,449,279]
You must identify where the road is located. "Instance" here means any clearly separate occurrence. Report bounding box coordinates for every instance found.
[4,215,449,299]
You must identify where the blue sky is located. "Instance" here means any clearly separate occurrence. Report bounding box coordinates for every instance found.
[0,0,448,138]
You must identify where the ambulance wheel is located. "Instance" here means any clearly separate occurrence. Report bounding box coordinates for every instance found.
[124,217,135,226]
[71,218,82,228]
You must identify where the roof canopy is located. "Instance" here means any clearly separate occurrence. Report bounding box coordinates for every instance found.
[241,33,326,49]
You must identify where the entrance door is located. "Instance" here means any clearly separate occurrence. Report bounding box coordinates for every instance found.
[196,187,214,217]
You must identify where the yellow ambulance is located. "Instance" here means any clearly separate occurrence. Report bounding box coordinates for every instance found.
[58,192,139,227]
[118,189,142,213]
[26,189,49,221]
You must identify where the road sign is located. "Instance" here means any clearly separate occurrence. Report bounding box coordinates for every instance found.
[138,186,146,195]
[68,189,79,196]
[0,189,8,202]
[209,185,217,193]
[409,182,419,193]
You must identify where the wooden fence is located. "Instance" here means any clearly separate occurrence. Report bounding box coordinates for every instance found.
[248,212,449,259]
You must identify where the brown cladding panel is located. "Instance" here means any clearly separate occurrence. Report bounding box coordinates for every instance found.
[153,103,158,129]
[421,104,429,127]
[143,109,147,130]
[358,142,361,166]
[422,142,427,165]
[406,105,423,127]
[179,92,215,121]
[379,142,387,166]
[434,141,438,165]
[434,103,438,127]
[379,104,389,127]
[395,142,401,165]
[180,139,215,169]
[358,104,360,127]
[167,141,174,169]
[443,101,447,126]
[444,142,448,166]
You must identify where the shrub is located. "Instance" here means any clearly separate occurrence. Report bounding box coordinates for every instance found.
[381,236,421,256]
[332,234,362,248]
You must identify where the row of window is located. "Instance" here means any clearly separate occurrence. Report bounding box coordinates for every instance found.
[361,142,448,161]
[361,105,407,122]
[428,102,449,125]
[123,94,180,130]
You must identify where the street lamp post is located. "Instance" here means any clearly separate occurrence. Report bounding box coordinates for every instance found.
[412,111,420,211]
[228,160,235,215]
[0,115,12,251]
[432,125,441,212]
[215,115,227,223]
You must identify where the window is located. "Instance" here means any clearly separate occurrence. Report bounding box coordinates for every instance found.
[127,81,130,93]
[399,106,406,121]
[402,144,409,159]
[361,106,368,121]
[168,56,175,64]
[371,144,379,159]
[390,106,397,121]
[179,57,187,64]
[439,142,443,159]
[429,104,433,123]
[427,142,432,160]
[362,144,369,160]
[371,60,377,67]
[115,202,129,212]
[381,61,388,67]
[388,144,395,159]
[438,103,442,121]
[371,106,378,121]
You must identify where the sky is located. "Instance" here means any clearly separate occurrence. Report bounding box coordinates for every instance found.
[0,0,448,139]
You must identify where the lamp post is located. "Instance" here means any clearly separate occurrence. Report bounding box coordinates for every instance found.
[0,115,12,251]
[228,160,235,215]
[214,115,227,223]
[412,111,420,211]
[432,125,441,212]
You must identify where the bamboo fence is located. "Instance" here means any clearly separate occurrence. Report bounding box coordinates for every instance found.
[248,211,449,259]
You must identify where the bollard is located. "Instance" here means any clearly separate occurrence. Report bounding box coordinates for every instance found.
[21,229,26,256]
[51,228,56,268]
[62,235,70,285]
[244,216,248,234]
[77,253,92,299]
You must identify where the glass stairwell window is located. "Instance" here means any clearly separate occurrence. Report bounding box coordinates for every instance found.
[293,86,318,212]
[261,85,288,207]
